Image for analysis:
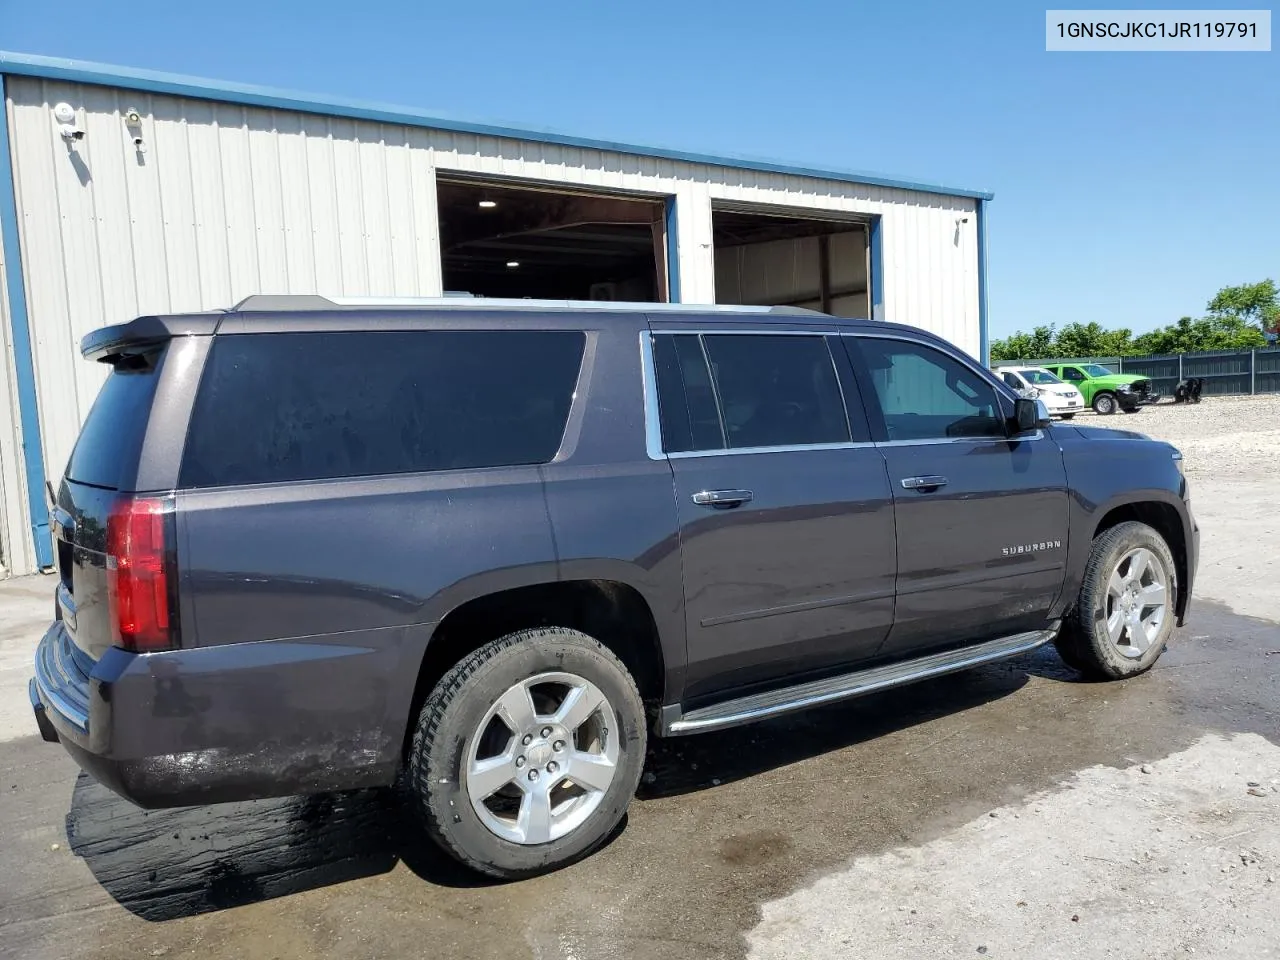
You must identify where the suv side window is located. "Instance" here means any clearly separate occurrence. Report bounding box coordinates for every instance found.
[653,334,727,453]
[703,334,851,449]
[180,330,585,487]
[1001,371,1024,390]
[854,337,1006,442]
[651,333,852,452]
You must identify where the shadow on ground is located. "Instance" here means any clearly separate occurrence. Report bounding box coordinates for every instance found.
[64,776,499,921]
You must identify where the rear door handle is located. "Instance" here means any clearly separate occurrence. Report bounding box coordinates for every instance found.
[901,475,948,491]
[691,489,754,509]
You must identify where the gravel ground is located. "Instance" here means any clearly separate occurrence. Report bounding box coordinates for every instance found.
[1111,395,1280,485]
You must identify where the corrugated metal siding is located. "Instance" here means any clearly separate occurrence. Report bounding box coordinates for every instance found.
[3,76,979,572]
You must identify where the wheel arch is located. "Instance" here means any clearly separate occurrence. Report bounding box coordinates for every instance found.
[400,568,672,761]
[1089,496,1191,622]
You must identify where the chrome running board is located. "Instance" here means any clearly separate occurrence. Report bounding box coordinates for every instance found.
[662,625,1059,736]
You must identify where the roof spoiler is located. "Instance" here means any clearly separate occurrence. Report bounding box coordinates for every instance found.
[80,315,220,362]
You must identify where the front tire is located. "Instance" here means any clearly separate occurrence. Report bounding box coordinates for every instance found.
[1054,521,1177,680]
[407,627,647,879]
[1092,392,1118,415]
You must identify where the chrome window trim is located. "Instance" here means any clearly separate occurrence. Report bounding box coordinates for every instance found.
[876,431,1043,447]
[639,332,666,461]
[670,440,876,460]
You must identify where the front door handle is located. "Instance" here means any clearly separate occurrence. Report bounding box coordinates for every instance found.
[691,489,754,509]
[901,475,948,491]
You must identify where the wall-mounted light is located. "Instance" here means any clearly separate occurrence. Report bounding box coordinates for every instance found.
[506,261,520,269]
[53,102,83,144]
[124,107,147,154]
[478,199,498,209]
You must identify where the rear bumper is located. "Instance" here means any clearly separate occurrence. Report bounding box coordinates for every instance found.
[31,621,422,808]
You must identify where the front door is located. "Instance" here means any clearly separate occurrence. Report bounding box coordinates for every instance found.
[847,334,1070,658]
[648,327,897,702]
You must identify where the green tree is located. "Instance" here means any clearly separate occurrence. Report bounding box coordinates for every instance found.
[1206,279,1279,335]
[990,324,1056,362]
[1054,322,1133,358]
[1132,314,1265,355]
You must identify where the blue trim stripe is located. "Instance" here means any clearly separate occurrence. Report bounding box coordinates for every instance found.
[976,199,990,365]
[664,196,681,303]
[0,51,993,202]
[868,215,885,323]
[0,75,53,569]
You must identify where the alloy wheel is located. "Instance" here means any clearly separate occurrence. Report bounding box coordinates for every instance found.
[1101,547,1169,659]
[464,672,618,845]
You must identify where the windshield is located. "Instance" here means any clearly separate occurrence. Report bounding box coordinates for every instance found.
[1081,363,1114,378]
[1022,369,1064,385]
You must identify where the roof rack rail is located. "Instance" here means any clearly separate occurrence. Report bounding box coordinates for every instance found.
[231,294,828,317]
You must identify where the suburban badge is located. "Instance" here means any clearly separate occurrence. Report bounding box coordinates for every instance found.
[1002,540,1063,556]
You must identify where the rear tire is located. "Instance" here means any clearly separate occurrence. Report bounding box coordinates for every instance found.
[406,627,647,879]
[1059,413,1076,420]
[1092,392,1118,415]
[1054,521,1177,680]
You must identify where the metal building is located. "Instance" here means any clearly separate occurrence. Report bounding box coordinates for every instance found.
[0,52,993,577]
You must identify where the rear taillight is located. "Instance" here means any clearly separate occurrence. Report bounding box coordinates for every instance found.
[106,497,179,652]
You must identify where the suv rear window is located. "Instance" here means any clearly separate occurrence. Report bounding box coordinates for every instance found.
[65,352,164,490]
[179,330,585,488]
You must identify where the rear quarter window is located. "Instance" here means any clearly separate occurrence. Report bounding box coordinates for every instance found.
[179,330,585,488]
[65,352,164,490]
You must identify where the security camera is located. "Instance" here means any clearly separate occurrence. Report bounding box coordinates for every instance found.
[58,124,84,143]
[957,216,970,224]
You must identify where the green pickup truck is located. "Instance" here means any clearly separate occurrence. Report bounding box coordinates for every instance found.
[1041,363,1162,415]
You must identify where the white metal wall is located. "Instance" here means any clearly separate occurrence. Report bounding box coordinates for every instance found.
[2,75,979,575]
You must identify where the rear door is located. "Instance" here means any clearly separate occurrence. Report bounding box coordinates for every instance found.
[648,324,896,702]
[845,334,1069,658]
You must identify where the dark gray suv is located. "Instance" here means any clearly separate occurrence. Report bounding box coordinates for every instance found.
[30,296,1198,878]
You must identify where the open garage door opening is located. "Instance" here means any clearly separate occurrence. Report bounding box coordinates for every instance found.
[713,208,870,318]
[437,179,668,301]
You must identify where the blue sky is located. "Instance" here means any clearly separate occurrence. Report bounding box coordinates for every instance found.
[2,0,1276,337]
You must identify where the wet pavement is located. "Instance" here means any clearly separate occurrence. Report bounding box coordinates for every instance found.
[2,600,1276,960]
